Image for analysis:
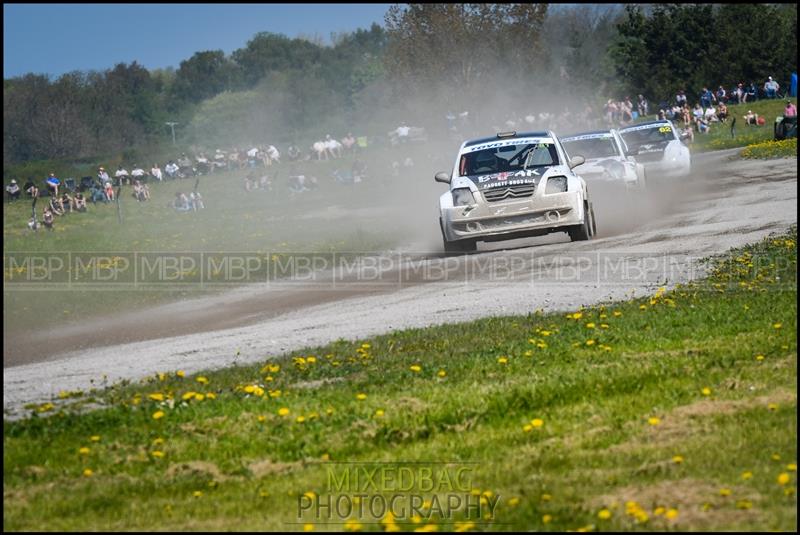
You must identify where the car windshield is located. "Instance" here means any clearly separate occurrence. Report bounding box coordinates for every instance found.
[458,141,559,177]
[620,124,675,150]
[561,136,619,159]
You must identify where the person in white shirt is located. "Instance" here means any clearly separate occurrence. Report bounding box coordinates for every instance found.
[115,166,130,185]
[98,167,111,184]
[266,145,280,164]
[150,164,163,182]
[165,161,179,179]
[131,165,146,178]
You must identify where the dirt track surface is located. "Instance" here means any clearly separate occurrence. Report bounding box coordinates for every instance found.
[4,150,797,416]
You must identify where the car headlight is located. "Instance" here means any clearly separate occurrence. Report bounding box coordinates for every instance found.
[545,176,568,194]
[451,188,476,206]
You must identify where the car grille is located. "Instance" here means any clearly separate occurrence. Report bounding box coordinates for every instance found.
[482,184,536,202]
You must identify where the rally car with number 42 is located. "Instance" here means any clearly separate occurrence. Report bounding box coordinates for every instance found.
[435,131,597,253]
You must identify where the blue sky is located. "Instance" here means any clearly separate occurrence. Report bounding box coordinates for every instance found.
[3,3,392,78]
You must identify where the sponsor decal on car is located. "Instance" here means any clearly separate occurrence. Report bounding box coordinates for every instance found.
[464,138,552,153]
[562,133,614,142]
[620,122,673,133]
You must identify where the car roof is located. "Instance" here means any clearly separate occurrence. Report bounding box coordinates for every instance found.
[561,129,617,139]
[619,120,672,131]
[463,131,552,148]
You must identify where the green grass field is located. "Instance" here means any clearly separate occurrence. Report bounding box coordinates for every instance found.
[4,227,796,531]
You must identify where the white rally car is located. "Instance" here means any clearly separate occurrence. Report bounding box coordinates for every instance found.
[436,131,597,253]
[560,129,646,190]
[618,120,691,178]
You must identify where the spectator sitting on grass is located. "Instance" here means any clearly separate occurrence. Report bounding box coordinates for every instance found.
[696,116,711,134]
[24,178,38,198]
[342,133,356,154]
[692,103,704,123]
[287,144,301,161]
[675,89,687,107]
[266,145,280,164]
[745,82,757,103]
[173,192,191,212]
[104,180,115,201]
[42,207,54,231]
[150,163,163,182]
[60,192,74,213]
[704,104,718,123]
[715,85,727,103]
[213,149,227,170]
[190,191,204,211]
[132,180,148,202]
[6,179,20,201]
[681,104,692,128]
[49,195,65,216]
[46,173,61,196]
[244,172,257,192]
[89,181,107,203]
[717,102,729,123]
[74,192,87,212]
[259,173,272,191]
[131,165,146,180]
[165,160,179,179]
[743,110,759,126]
[785,100,797,118]
[764,76,780,99]
[115,165,130,185]
[98,166,110,185]
[680,125,695,144]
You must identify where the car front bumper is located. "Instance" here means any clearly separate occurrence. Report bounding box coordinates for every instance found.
[441,191,584,242]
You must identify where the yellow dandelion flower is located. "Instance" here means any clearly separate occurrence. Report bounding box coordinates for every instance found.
[182,391,197,401]
[90,435,100,442]
[648,417,661,426]
[653,507,665,516]
[665,508,678,520]
[773,323,782,329]
[375,409,385,417]
[600,323,609,329]
[719,488,731,496]
[454,521,476,532]
[572,312,583,319]
[542,514,553,524]
[148,393,165,401]
[541,330,552,336]
[304,524,314,532]
[586,339,596,346]
[523,424,533,432]
[672,455,684,464]
[344,519,363,532]
[597,509,611,520]
[151,450,165,458]
[79,447,90,455]
[243,385,256,394]
[257,415,266,423]
[736,500,752,510]
[356,393,367,401]
[768,403,778,411]
[153,437,165,445]
[537,342,547,349]
[541,494,552,502]
[787,463,797,472]
[437,369,447,378]
[82,468,93,477]
[296,415,306,423]
[206,392,216,400]
[772,453,782,461]
[586,323,596,329]
[531,418,544,428]
[409,365,422,373]
[741,470,753,480]
[152,410,165,420]
[193,491,203,498]
[278,407,290,416]
[497,356,508,364]
[778,473,790,485]
[508,497,520,507]
[176,370,185,378]
[755,354,765,361]
[613,311,622,317]
[639,304,647,310]
[701,387,711,396]
[414,524,438,532]
[196,376,208,384]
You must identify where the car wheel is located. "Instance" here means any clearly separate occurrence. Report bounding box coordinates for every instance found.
[568,202,592,242]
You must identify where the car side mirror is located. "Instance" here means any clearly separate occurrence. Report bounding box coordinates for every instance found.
[568,155,585,169]
[434,172,451,184]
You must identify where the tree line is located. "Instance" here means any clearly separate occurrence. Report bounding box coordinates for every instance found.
[4,4,796,166]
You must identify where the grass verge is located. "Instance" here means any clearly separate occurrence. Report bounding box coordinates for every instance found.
[740,138,797,160]
[3,240,797,528]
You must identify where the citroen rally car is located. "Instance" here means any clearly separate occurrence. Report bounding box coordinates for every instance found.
[560,129,646,190]
[618,120,691,178]
[436,131,597,253]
